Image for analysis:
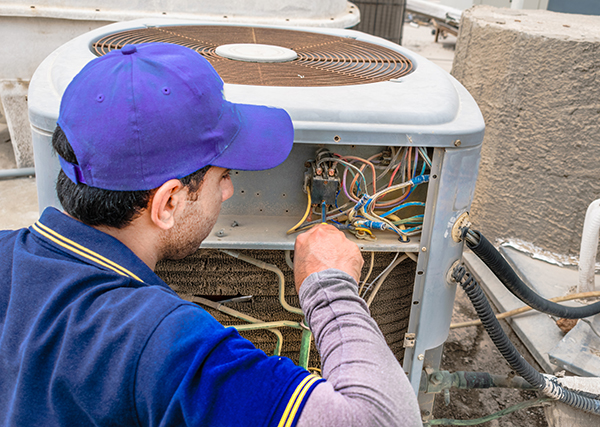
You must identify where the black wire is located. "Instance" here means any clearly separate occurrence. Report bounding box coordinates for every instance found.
[466,230,600,319]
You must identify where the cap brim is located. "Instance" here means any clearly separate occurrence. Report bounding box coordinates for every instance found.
[210,103,294,171]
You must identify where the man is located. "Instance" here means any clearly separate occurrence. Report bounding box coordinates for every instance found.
[0,43,421,426]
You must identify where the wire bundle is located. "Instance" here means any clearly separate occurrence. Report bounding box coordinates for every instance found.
[287,146,431,240]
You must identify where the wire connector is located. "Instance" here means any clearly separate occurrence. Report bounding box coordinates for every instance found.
[353,219,389,230]
[411,174,430,186]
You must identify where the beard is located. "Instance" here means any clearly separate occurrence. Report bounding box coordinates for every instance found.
[159,199,220,261]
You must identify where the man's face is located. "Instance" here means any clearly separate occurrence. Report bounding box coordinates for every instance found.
[161,166,233,260]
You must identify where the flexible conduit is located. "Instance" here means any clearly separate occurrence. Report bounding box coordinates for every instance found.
[451,265,600,415]
[578,199,600,293]
[466,230,600,319]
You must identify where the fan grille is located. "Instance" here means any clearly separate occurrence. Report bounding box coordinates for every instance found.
[92,26,413,86]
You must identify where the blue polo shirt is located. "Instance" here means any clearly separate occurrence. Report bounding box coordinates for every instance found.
[0,208,321,426]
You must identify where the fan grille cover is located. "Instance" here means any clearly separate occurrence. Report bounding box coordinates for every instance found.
[92,26,413,87]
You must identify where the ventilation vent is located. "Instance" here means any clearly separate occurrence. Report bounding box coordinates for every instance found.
[92,25,413,87]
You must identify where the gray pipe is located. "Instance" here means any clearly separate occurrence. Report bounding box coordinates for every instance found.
[0,167,35,179]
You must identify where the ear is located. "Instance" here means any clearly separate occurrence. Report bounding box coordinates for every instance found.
[149,179,187,230]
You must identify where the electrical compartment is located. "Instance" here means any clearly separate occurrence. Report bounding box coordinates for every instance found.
[211,144,432,250]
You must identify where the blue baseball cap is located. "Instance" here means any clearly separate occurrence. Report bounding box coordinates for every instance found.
[57,42,294,191]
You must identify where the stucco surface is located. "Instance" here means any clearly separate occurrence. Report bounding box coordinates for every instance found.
[452,6,600,259]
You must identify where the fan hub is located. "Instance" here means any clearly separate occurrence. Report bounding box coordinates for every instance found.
[215,43,298,63]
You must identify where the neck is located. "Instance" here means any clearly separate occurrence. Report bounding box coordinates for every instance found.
[89,214,162,271]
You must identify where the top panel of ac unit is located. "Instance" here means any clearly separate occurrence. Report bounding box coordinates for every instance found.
[29,19,484,148]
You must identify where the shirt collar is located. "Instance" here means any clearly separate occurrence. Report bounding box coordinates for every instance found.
[31,207,169,289]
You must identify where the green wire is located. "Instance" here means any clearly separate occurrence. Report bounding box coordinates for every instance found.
[393,215,424,225]
[424,397,552,426]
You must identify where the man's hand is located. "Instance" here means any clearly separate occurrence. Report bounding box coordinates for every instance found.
[293,224,364,293]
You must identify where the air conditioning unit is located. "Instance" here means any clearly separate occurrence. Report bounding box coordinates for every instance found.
[28,19,484,413]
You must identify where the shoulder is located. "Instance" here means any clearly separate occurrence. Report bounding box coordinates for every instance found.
[0,228,26,249]
[136,304,323,427]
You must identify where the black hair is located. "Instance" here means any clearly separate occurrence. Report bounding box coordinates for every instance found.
[52,125,211,228]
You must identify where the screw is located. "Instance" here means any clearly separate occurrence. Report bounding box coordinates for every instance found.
[231,221,239,227]
[216,229,226,237]
[315,167,323,175]
[418,354,425,361]
[328,168,336,176]
[421,247,427,252]
[453,139,462,147]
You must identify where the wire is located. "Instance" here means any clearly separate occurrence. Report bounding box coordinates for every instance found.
[412,147,419,179]
[366,254,408,307]
[450,290,600,329]
[284,250,294,270]
[362,252,400,297]
[380,202,426,218]
[295,146,431,241]
[287,187,312,234]
[344,155,378,196]
[376,147,403,182]
[468,230,600,319]
[292,205,353,232]
[320,157,368,197]
[358,252,375,296]
[419,147,432,168]
[424,397,552,426]
[388,148,407,187]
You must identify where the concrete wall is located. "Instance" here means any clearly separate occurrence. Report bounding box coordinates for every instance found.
[452,6,600,259]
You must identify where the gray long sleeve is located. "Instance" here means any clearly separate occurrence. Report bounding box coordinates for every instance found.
[296,269,423,427]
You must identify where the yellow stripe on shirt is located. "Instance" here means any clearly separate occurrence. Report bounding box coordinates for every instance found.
[32,222,143,283]
[278,374,321,427]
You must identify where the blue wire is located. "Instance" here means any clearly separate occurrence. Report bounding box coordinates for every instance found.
[380,202,425,218]
[399,226,422,234]
[412,149,419,179]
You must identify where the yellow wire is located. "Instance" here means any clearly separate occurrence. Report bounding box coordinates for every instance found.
[287,189,312,234]
[308,367,322,375]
